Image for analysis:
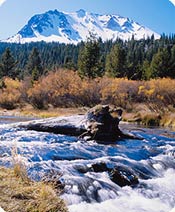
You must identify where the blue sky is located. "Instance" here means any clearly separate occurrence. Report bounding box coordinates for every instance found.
[0,0,175,40]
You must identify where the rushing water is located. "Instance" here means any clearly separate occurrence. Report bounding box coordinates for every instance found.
[0,116,175,212]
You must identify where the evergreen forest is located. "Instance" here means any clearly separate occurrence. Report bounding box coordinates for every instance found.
[0,34,175,81]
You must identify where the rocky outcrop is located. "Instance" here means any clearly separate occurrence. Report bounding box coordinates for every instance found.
[80,105,139,141]
[25,121,86,136]
[81,105,122,139]
[21,105,140,142]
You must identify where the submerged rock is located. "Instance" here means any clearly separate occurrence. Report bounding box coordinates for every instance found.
[91,162,109,172]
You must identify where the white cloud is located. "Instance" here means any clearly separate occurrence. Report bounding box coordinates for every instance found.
[0,0,6,7]
[169,0,175,6]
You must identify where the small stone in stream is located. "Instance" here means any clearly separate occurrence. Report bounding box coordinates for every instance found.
[91,162,109,172]
[75,165,90,173]
[109,168,139,187]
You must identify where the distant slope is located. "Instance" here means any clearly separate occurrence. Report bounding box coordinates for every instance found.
[4,9,160,44]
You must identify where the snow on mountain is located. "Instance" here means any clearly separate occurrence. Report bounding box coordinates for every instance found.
[4,9,160,44]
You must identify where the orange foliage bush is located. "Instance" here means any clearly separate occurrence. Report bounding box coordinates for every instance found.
[149,78,175,105]
[27,69,102,108]
[1,71,174,111]
[27,70,175,110]
[0,77,22,109]
[99,77,140,108]
[137,78,175,110]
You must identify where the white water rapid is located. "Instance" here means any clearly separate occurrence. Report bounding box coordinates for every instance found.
[0,115,174,212]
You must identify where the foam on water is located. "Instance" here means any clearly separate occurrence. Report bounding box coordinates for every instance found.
[69,191,171,212]
[69,168,175,212]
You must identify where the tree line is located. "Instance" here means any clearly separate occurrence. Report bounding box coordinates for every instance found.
[0,33,175,81]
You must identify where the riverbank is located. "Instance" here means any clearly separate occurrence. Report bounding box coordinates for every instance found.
[0,104,88,119]
[0,166,68,212]
[122,103,175,128]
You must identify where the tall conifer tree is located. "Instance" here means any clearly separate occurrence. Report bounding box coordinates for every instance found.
[26,47,43,81]
[78,34,102,79]
[0,48,17,79]
[105,44,126,78]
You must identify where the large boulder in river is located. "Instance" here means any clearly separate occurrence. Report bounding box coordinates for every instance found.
[81,105,125,141]
[20,104,139,141]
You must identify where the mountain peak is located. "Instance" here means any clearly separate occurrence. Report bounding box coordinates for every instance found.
[4,9,160,44]
[76,9,86,18]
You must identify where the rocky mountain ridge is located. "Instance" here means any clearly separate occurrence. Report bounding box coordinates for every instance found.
[4,9,160,44]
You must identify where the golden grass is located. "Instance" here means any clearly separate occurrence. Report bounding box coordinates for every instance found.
[19,105,88,118]
[0,103,88,119]
[0,167,68,212]
[123,110,175,128]
[160,113,175,128]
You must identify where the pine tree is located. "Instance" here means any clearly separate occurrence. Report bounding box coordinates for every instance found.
[63,56,76,70]
[0,63,3,79]
[0,48,17,79]
[105,44,126,78]
[26,47,43,81]
[77,34,102,79]
[142,60,151,80]
[169,45,175,78]
[150,48,171,78]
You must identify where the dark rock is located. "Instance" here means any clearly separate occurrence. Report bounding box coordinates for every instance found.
[26,123,86,136]
[91,162,110,172]
[109,167,139,187]
[76,166,90,174]
[78,162,139,188]
[21,104,141,142]
[82,104,138,141]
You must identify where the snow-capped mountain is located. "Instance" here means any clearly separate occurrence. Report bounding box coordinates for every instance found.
[5,9,160,44]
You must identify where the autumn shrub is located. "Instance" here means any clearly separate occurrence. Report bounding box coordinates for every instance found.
[76,78,101,106]
[46,69,83,107]
[26,69,175,110]
[137,78,175,111]
[27,80,49,109]
[27,69,81,108]
[99,77,140,108]
[150,78,175,106]
[0,77,22,109]
[27,69,101,108]
[141,113,161,126]
[20,76,33,102]
[160,113,175,127]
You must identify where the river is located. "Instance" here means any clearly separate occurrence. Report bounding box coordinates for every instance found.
[0,115,174,212]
